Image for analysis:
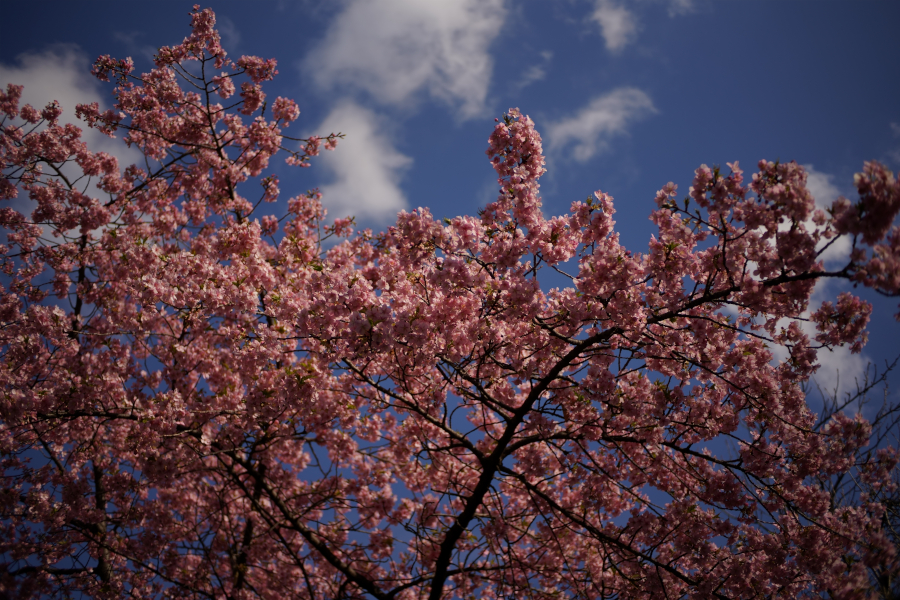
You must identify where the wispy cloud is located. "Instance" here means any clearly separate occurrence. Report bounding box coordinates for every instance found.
[516,51,553,90]
[115,13,240,65]
[112,32,157,64]
[216,15,242,51]
[313,102,411,225]
[667,0,695,17]
[303,0,506,120]
[590,0,694,51]
[590,0,638,52]
[545,87,656,161]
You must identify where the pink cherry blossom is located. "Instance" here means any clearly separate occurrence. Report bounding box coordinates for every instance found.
[1,8,899,600]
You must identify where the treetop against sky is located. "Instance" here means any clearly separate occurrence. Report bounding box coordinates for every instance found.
[1,2,900,599]
[2,0,898,395]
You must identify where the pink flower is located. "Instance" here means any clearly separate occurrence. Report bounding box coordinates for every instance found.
[271,96,299,125]
[211,73,235,98]
[238,82,265,115]
[0,83,23,117]
[236,55,278,83]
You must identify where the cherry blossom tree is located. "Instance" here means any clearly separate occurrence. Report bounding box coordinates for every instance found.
[2,7,900,599]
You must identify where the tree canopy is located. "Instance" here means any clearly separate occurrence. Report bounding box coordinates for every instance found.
[1,8,899,599]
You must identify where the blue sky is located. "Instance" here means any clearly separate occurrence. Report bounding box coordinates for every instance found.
[2,0,899,403]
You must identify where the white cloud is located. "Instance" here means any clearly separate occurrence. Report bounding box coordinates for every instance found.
[112,32,157,64]
[313,102,411,225]
[667,0,695,17]
[0,45,142,240]
[804,165,842,207]
[810,343,868,406]
[216,15,242,51]
[766,280,868,403]
[720,164,866,403]
[721,289,866,405]
[754,165,863,399]
[808,287,867,397]
[590,0,638,52]
[516,51,553,90]
[802,164,851,266]
[545,87,656,161]
[0,45,141,171]
[304,0,506,120]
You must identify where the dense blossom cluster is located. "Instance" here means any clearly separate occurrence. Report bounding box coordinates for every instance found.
[1,7,900,600]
